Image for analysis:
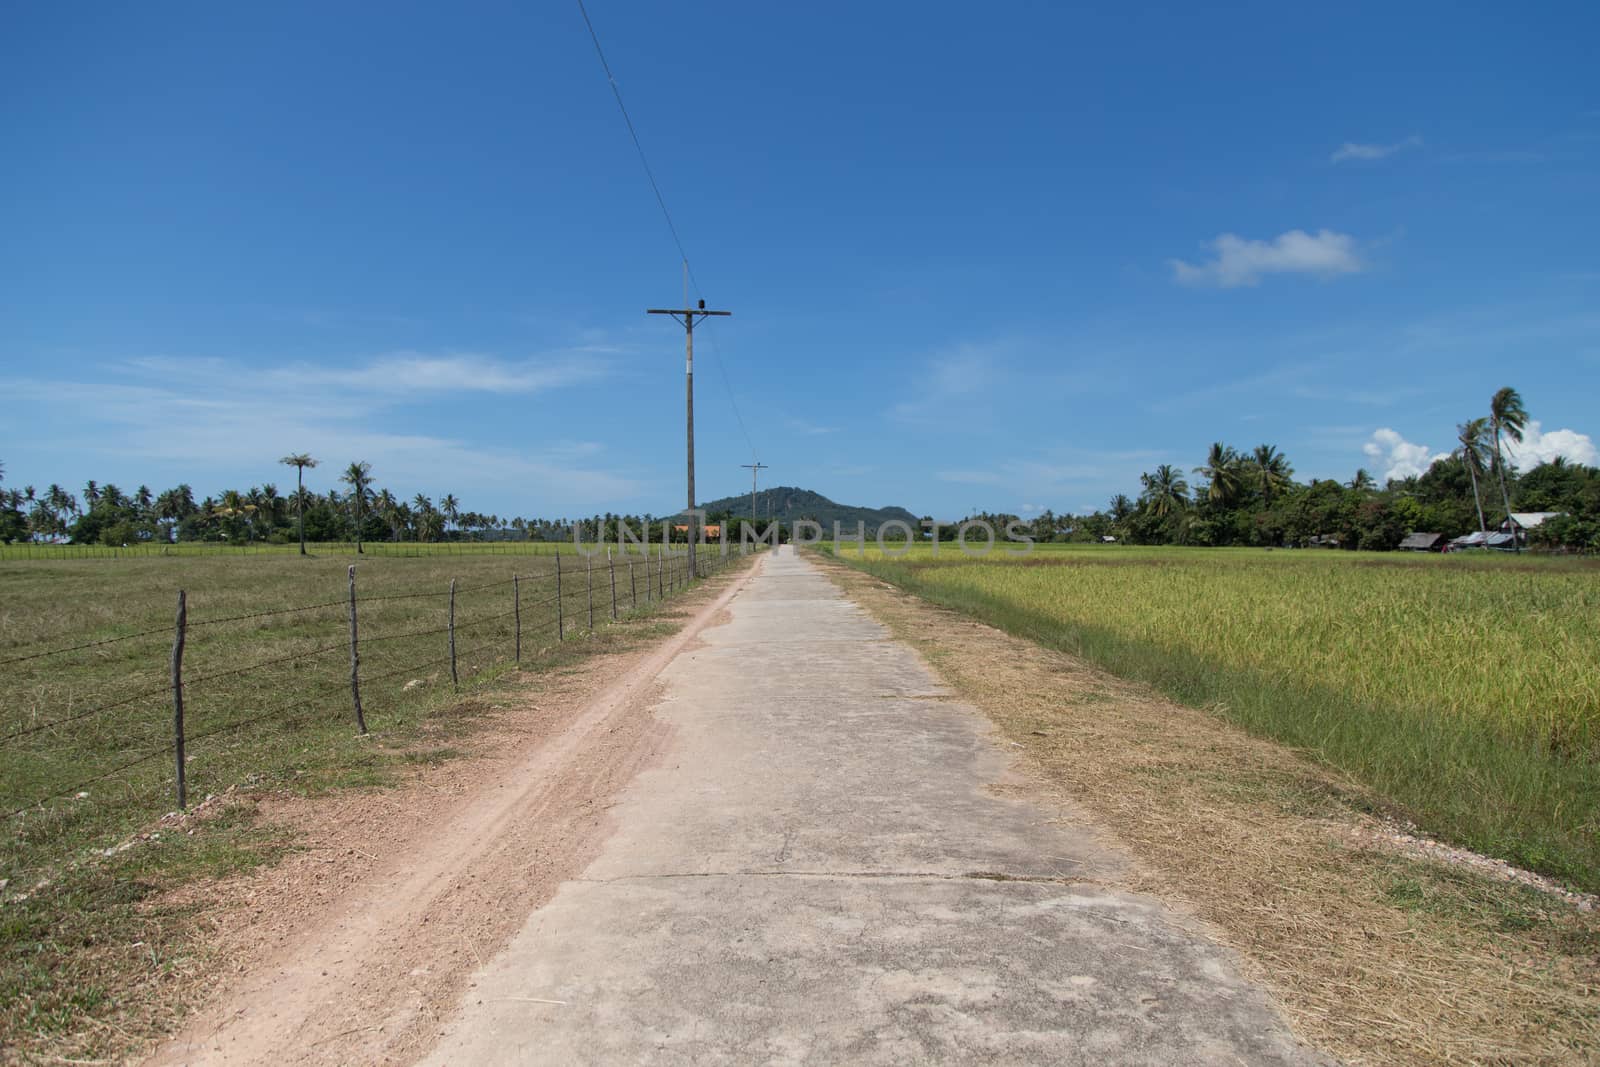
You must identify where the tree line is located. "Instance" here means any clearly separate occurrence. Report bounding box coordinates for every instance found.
[0,455,698,551]
[2,388,1594,552]
[948,388,1599,552]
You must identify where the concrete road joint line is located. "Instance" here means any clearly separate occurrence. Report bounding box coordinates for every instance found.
[421,547,1329,1066]
[572,869,1106,886]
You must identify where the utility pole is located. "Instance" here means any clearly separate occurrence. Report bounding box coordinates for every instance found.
[740,462,768,531]
[648,297,731,579]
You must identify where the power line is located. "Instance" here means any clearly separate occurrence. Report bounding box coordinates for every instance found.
[574,0,689,267]
[573,0,759,462]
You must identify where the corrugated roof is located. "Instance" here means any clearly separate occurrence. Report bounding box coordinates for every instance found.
[1505,512,1564,528]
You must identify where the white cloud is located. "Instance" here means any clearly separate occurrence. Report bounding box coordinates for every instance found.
[1363,428,1450,481]
[1170,230,1364,288]
[1331,135,1423,163]
[128,350,608,396]
[1,352,639,512]
[1504,420,1598,469]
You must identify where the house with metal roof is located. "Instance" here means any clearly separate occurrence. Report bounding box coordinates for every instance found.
[1500,512,1565,533]
[1398,532,1444,551]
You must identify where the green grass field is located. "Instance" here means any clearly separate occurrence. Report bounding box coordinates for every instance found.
[828,542,1600,891]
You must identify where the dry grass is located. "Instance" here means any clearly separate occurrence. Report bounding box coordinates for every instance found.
[815,554,1600,1066]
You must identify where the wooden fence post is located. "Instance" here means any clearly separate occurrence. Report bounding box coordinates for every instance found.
[629,560,636,610]
[556,553,564,640]
[609,551,618,621]
[448,578,458,691]
[171,589,188,811]
[513,574,521,666]
[586,558,594,631]
[348,565,366,734]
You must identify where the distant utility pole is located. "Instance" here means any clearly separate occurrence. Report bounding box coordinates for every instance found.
[741,462,768,529]
[647,297,731,578]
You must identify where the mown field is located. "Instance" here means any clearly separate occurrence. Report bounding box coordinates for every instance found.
[1,543,734,1055]
[828,542,1600,891]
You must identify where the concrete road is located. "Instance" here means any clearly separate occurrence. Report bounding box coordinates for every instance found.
[423,548,1325,1065]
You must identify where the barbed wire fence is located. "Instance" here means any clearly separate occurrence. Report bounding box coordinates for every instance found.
[2,545,746,824]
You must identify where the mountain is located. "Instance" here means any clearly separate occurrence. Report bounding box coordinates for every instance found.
[692,486,919,535]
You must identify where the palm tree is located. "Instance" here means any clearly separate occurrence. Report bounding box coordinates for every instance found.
[409,494,436,541]
[375,488,401,541]
[1139,464,1190,519]
[1249,444,1294,504]
[1194,442,1241,505]
[440,494,459,537]
[1456,419,1491,545]
[340,461,373,553]
[279,454,319,555]
[1488,387,1529,553]
[1347,469,1376,493]
[212,489,257,543]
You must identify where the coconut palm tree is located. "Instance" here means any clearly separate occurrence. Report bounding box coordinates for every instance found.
[440,494,459,536]
[1139,464,1189,519]
[375,488,401,541]
[1249,444,1293,504]
[409,494,435,541]
[1194,442,1241,506]
[1347,469,1376,493]
[340,461,373,553]
[1456,418,1491,544]
[1488,387,1528,552]
[212,489,257,543]
[279,453,319,555]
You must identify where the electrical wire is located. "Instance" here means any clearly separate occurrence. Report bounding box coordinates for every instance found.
[573,0,760,463]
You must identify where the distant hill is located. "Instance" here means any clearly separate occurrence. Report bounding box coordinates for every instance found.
[693,486,919,534]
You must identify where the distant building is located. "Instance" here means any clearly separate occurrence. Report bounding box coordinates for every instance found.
[672,523,722,539]
[1500,512,1565,536]
[1399,532,1444,552]
[1446,530,1517,551]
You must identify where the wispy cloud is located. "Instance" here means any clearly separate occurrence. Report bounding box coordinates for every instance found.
[0,351,637,509]
[1170,229,1364,288]
[887,342,1003,423]
[1331,135,1422,163]
[783,415,838,436]
[126,350,610,397]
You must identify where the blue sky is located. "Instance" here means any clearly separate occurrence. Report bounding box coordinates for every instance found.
[2,1,1597,519]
